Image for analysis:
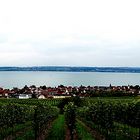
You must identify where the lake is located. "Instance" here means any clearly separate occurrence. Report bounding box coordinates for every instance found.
[0,71,140,89]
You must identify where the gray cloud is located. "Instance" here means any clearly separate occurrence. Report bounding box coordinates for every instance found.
[0,0,140,66]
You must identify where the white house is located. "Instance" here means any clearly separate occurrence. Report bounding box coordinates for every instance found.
[16,94,32,99]
[38,94,46,99]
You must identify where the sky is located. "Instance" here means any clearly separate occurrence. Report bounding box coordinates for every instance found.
[0,0,140,67]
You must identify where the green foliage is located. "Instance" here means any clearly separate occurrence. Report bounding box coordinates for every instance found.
[57,96,83,113]
[0,102,59,139]
[0,98,139,140]
[33,104,59,139]
[64,102,76,140]
[0,104,34,139]
[71,96,83,107]
[76,120,95,140]
[0,98,62,106]
[0,104,34,128]
[57,98,70,113]
[77,99,140,139]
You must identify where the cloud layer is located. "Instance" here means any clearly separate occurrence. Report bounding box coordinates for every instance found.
[0,0,140,66]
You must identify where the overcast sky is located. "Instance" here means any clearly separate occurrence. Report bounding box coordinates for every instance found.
[0,0,140,67]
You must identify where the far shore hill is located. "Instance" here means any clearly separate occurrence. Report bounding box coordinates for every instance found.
[0,66,140,73]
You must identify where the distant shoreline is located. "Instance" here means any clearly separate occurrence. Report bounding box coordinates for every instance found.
[0,66,140,73]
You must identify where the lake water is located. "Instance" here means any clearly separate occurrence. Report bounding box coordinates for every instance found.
[0,71,140,89]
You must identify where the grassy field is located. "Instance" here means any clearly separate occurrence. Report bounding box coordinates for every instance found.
[46,115,65,140]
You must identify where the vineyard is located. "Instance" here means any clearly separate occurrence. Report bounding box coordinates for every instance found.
[0,97,140,140]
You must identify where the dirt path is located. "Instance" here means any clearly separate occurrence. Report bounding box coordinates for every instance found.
[65,127,78,140]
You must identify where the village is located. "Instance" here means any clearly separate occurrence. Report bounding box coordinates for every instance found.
[0,84,140,99]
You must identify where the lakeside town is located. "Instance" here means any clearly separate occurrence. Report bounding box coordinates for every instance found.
[0,84,140,99]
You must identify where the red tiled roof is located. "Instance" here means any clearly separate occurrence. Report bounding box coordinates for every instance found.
[0,90,4,94]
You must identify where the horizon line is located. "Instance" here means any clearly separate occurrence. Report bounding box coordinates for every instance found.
[0,66,140,68]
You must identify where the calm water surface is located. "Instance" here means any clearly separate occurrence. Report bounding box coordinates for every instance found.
[0,71,140,89]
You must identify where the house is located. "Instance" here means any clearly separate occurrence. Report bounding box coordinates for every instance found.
[38,94,46,99]
[52,95,71,99]
[16,94,32,99]
[0,89,4,98]
[0,88,9,98]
